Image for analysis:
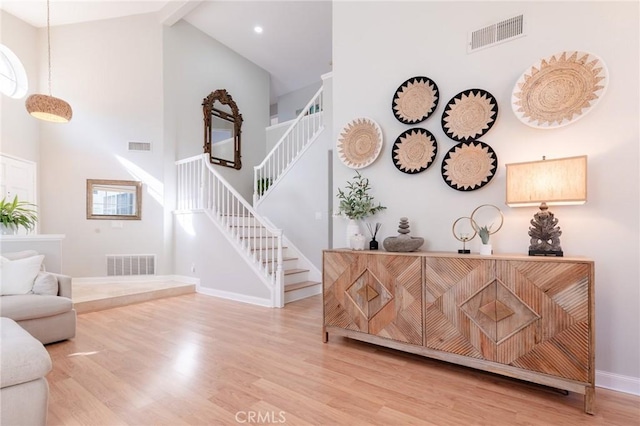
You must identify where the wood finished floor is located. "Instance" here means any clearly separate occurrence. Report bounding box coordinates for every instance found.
[45,294,640,426]
[72,280,196,313]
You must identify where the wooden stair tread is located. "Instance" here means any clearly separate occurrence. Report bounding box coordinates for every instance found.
[263,257,297,264]
[285,281,320,292]
[284,268,308,276]
[251,246,288,251]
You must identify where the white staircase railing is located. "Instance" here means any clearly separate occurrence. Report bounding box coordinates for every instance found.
[254,87,324,205]
[176,154,284,307]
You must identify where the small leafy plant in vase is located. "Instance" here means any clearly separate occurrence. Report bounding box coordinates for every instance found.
[336,171,386,248]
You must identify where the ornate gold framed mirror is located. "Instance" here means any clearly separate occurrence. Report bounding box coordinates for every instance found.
[202,89,243,170]
[86,179,142,220]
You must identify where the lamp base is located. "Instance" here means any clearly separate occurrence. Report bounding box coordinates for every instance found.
[528,204,564,257]
[458,249,471,254]
[529,249,563,257]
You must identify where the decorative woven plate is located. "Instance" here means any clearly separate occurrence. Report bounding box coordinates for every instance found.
[392,76,439,124]
[337,117,383,169]
[441,141,497,191]
[512,51,608,128]
[392,128,438,174]
[441,89,498,142]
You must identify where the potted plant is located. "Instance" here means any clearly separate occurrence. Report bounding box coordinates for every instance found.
[336,171,386,248]
[478,225,492,255]
[0,195,38,235]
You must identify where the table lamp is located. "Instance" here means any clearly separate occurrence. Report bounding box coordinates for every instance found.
[505,155,587,256]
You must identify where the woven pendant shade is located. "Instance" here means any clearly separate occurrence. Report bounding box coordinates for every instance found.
[25,94,72,123]
[25,0,72,123]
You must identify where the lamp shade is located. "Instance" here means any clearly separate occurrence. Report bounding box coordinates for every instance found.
[25,94,73,123]
[506,155,587,207]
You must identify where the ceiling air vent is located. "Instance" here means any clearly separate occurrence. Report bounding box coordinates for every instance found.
[468,14,525,53]
[128,141,152,152]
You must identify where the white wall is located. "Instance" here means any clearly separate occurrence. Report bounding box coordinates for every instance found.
[34,14,167,277]
[265,119,293,154]
[257,126,330,270]
[163,20,270,203]
[0,11,39,165]
[1,12,271,278]
[277,81,322,122]
[333,2,639,387]
[174,212,271,304]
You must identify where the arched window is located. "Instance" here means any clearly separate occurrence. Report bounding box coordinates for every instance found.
[0,44,28,99]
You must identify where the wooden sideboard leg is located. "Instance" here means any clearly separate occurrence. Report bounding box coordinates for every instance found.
[322,327,328,343]
[584,386,596,415]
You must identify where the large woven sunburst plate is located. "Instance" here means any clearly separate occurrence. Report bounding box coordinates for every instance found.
[392,128,438,174]
[441,89,499,142]
[441,141,497,191]
[512,51,608,128]
[337,117,383,169]
[392,76,439,124]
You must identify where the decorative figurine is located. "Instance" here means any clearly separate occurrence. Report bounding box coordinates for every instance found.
[452,216,476,254]
[383,217,424,252]
[528,208,563,256]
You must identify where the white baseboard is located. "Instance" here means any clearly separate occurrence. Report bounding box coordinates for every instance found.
[196,285,273,308]
[596,370,640,395]
[73,275,199,285]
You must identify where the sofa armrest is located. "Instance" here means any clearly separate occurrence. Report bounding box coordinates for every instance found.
[51,273,73,299]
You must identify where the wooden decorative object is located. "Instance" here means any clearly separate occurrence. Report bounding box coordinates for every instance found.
[202,89,243,170]
[323,250,595,414]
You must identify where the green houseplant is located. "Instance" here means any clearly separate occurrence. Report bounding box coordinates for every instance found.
[337,171,386,249]
[478,225,491,244]
[336,171,386,220]
[478,224,492,255]
[256,177,272,196]
[0,195,38,234]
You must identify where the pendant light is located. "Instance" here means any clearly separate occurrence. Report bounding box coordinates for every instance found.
[25,0,72,123]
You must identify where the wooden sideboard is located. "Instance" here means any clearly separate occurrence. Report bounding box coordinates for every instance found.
[322,249,595,414]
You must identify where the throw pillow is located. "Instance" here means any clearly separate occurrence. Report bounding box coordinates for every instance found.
[2,250,40,261]
[0,255,45,295]
[31,271,58,296]
[1,250,46,271]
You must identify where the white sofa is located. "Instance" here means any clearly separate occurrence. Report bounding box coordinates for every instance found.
[0,317,52,426]
[0,251,76,345]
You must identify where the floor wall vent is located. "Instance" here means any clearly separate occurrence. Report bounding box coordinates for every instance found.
[128,141,152,152]
[468,14,525,53]
[107,255,156,276]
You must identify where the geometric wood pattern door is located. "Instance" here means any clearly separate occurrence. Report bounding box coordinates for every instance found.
[324,251,423,345]
[425,257,591,382]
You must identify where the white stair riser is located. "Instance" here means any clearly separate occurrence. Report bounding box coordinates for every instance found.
[284,271,309,286]
[253,248,289,260]
[285,283,322,303]
[265,258,297,273]
[224,216,261,226]
[241,237,280,249]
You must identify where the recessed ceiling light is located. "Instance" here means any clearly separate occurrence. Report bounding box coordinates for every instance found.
[254,26,263,34]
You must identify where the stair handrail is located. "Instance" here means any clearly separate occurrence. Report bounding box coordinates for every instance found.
[254,87,324,205]
[176,154,284,307]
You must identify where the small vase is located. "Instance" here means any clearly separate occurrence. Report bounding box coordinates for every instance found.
[369,238,379,250]
[480,243,492,255]
[346,219,360,246]
[350,234,366,251]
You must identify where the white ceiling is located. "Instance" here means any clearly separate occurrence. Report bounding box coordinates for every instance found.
[0,0,333,103]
